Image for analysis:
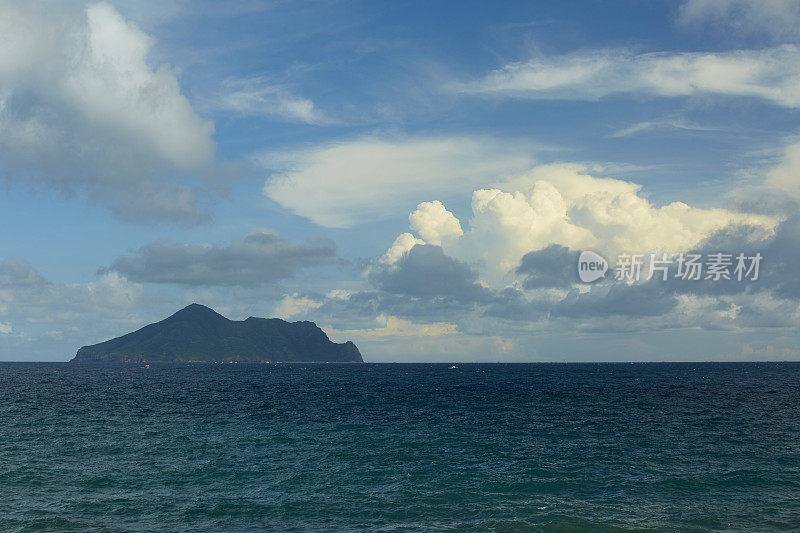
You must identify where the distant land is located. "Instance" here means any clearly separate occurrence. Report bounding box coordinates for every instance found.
[72,303,363,363]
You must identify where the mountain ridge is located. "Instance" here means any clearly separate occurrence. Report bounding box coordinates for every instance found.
[71,303,363,363]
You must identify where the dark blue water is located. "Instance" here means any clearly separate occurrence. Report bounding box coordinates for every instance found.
[1,363,799,532]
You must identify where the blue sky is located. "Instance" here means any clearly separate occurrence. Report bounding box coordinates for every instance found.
[1,0,799,361]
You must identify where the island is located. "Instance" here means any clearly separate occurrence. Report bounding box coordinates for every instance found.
[71,303,363,363]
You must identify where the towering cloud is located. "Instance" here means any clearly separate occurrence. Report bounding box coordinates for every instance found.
[383,164,778,282]
[409,201,463,245]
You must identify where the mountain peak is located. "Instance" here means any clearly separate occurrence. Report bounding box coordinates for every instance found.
[172,303,226,317]
[72,304,363,363]
[182,302,215,312]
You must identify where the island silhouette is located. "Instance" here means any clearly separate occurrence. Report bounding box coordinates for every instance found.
[71,303,362,363]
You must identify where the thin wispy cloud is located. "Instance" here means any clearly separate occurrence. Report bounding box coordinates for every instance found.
[452,45,800,108]
[609,118,721,138]
[214,77,329,125]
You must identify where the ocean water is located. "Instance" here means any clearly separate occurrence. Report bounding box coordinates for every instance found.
[1,363,799,532]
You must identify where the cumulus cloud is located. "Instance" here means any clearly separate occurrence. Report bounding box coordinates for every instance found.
[259,136,534,227]
[372,244,492,304]
[509,216,800,327]
[380,201,463,264]
[455,164,779,280]
[272,293,323,319]
[516,245,580,289]
[320,311,516,362]
[329,315,458,339]
[214,76,327,124]
[361,162,794,341]
[554,281,679,319]
[0,258,145,360]
[678,0,800,42]
[0,258,141,321]
[381,232,426,264]
[260,209,800,358]
[271,285,515,359]
[409,200,463,245]
[504,215,798,329]
[754,215,800,298]
[379,164,777,285]
[453,45,800,107]
[0,1,217,223]
[107,230,336,286]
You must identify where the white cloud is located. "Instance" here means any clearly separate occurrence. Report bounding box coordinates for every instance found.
[678,0,800,42]
[260,136,534,227]
[409,200,463,245]
[380,200,463,265]
[329,315,458,339]
[476,165,777,276]
[609,118,720,138]
[388,164,779,283]
[0,259,142,323]
[767,139,800,195]
[0,257,145,359]
[381,232,426,264]
[273,293,323,319]
[453,45,800,108]
[83,271,141,309]
[0,1,216,223]
[215,76,327,124]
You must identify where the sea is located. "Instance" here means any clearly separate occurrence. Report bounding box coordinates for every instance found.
[0,362,798,532]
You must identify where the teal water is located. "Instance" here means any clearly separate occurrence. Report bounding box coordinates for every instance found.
[1,362,798,532]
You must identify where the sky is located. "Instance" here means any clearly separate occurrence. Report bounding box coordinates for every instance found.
[1,0,800,362]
